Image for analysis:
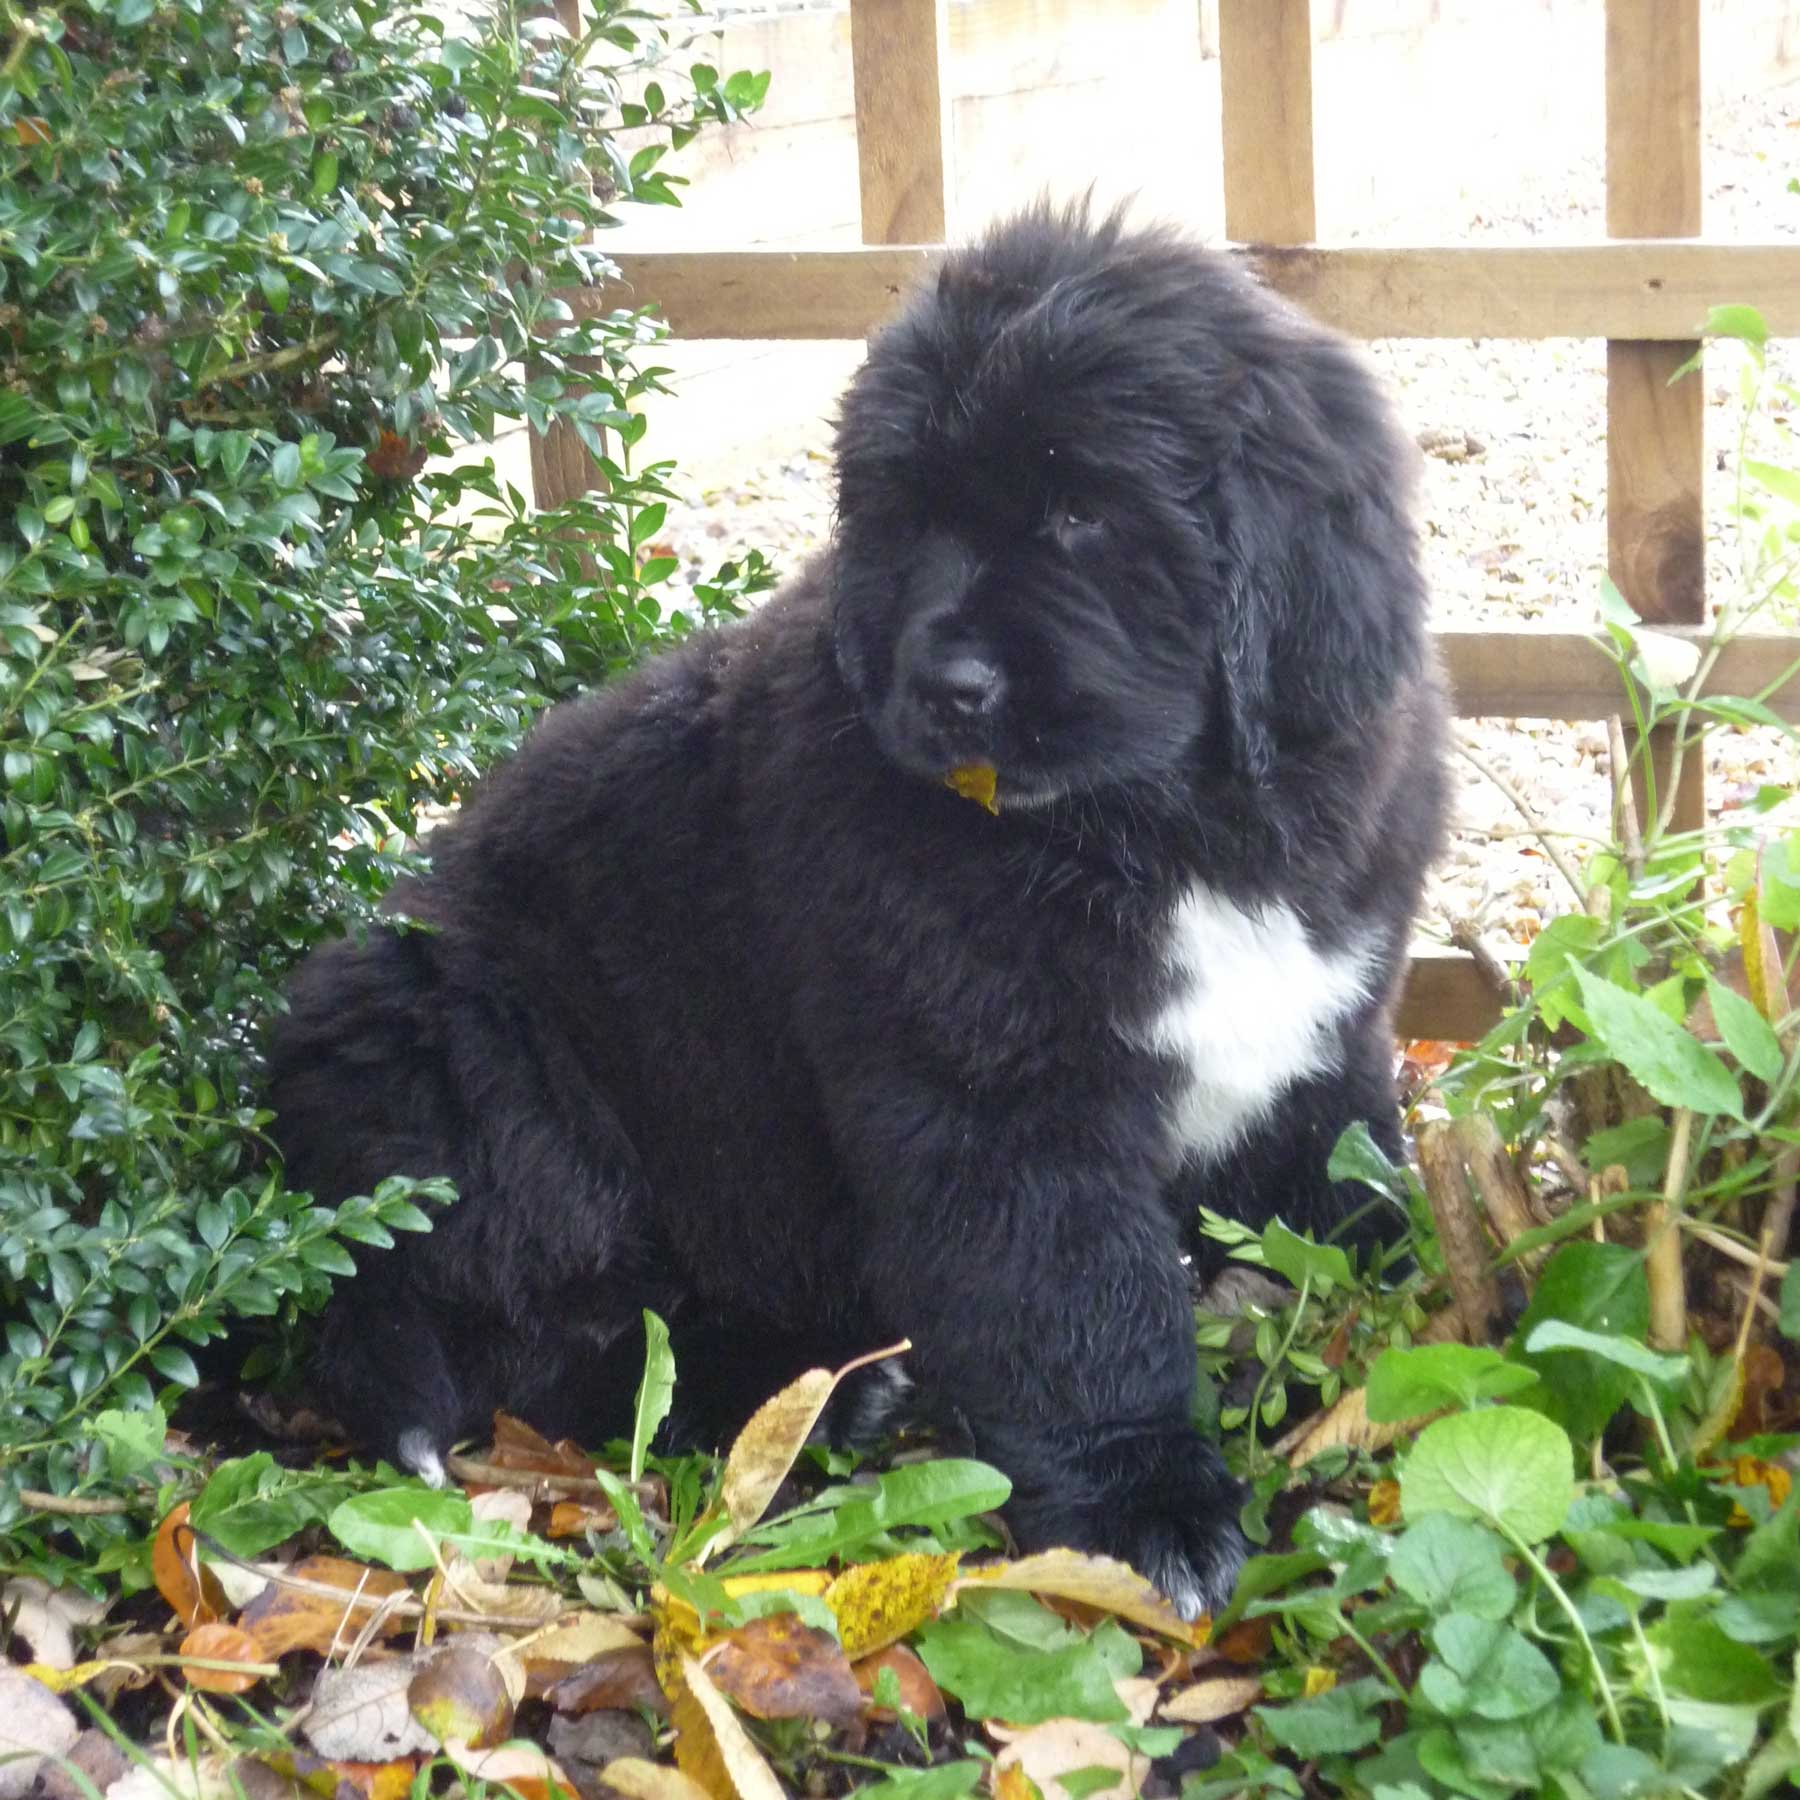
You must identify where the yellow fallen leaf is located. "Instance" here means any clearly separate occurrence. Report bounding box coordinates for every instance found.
[1158,1672,1262,1724]
[827,1553,959,1659]
[711,1342,908,1555]
[945,762,1000,814]
[956,1549,1203,1646]
[1302,1666,1337,1698]
[601,1758,717,1800]
[673,1653,786,1800]
[993,1717,1145,1797]
[19,1659,139,1694]
[1367,1479,1402,1528]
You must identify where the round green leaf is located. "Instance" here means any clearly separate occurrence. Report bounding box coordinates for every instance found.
[1401,1406,1574,1543]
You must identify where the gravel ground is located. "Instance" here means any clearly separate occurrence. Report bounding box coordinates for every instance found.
[647,81,1800,965]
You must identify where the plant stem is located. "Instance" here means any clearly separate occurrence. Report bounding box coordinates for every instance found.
[1501,1524,1625,1742]
[1245,1274,1312,1473]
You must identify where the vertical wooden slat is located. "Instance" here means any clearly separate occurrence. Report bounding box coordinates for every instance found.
[529,0,608,510]
[1219,0,1316,243]
[1606,0,1704,832]
[849,0,951,245]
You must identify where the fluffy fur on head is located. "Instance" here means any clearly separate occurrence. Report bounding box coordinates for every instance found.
[267,203,1447,1617]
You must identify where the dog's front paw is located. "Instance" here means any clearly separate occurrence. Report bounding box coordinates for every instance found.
[1008,1427,1247,1622]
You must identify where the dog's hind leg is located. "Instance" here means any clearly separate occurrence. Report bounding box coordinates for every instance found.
[268,922,654,1469]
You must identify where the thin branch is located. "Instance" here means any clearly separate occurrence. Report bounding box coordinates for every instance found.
[1607,715,1646,878]
[1453,734,1587,902]
[20,1488,132,1516]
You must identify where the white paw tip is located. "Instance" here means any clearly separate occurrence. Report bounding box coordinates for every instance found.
[397,1427,447,1487]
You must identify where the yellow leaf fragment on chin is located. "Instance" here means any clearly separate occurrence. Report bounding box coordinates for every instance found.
[945,762,1000,814]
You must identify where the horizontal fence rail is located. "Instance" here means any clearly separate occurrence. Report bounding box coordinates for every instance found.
[590,242,1800,343]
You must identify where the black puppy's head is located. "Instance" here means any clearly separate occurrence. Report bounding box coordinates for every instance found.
[830,203,1426,810]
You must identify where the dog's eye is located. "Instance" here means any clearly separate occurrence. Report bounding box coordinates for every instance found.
[1050,501,1105,543]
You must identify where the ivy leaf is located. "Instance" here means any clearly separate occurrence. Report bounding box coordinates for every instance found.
[1400,1407,1573,1543]
[1511,1241,1651,1439]
[1254,1677,1387,1756]
[1366,1343,1538,1422]
[1571,966,1745,1118]
[913,1615,1135,1725]
[1387,1515,1516,1620]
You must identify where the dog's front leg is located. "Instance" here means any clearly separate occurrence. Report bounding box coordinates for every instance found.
[844,1107,1247,1620]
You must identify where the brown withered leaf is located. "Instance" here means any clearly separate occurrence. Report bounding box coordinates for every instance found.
[1730,1342,1790,1438]
[178,1622,265,1694]
[547,1643,669,1718]
[153,1504,228,1629]
[257,1747,420,1800]
[438,1738,573,1800]
[546,1499,616,1538]
[852,1645,945,1723]
[700,1614,863,1726]
[240,1556,410,1659]
[990,1764,1037,1800]
[408,1644,514,1749]
[1213,1617,1272,1665]
[826,1553,958,1659]
[367,431,429,482]
[487,1412,596,1482]
[671,1653,786,1800]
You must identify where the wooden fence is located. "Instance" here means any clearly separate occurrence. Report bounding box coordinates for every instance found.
[539,0,1800,1042]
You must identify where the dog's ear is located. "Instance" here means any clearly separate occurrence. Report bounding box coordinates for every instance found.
[1212,374,1425,763]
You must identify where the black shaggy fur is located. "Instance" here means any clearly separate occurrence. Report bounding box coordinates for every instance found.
[268,206,1448,1615]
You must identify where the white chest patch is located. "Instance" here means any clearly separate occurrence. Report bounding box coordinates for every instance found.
[1140,885,1378,1164]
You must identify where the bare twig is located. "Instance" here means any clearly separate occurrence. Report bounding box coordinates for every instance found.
[1607,715,1646,878]
[1453,1114,1546,1279]
[1685,1220,1792,1279]
[1453,734,1588,902]
[20,1488,132,1516]
[1447,917,1518,1008]
[1415,1119,1504,1340]
[1645,1108,1694,1352]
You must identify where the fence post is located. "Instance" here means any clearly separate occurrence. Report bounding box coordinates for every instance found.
[1606,0,1704,833]
[1218,0,1316,244]
[528,0,609,510]
[849,0,951,246]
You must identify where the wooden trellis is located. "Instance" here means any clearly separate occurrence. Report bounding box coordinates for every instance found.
[544,0,1800,1042]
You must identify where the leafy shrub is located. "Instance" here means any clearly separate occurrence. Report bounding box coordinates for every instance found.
[0,0,769,1575]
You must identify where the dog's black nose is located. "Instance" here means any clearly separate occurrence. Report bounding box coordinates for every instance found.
[916,654,1003,719]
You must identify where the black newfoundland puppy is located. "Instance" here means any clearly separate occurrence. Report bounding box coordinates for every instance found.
[269,206,1447,1616]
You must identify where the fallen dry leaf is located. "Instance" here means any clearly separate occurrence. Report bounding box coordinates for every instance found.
[853,1644,945,1722]
[0,1669,77,1800]
[304,1659,439,1762]
[1367,1479,1403,1527]
[462,1489,534,1582]
[711,1344,906,1553]
[4,1578,109,1670]
[487,1412,598,1483]
[546,1643,668,1717]
[945,762,1000,814]
[239,1556,410,1659]
[178,1622,266,1694]
[256,1748,419,1800]
[700,1614,863,1726]
[827,1552,959,1658]
[1159,1672,1262,1724]
[439,1737,573,1800]
[990,1764,1037,1800]
[408,1643,514,1749]
[993,1716,1146,1798]
[501,1608,645,1699]
[957,1549,1202,1646]
[547,1499,616,1538]
[152,1503,228,1629]
[672,1652,787,1800]
[1212,1617,1272,1665]
[601,1757,717,1800]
